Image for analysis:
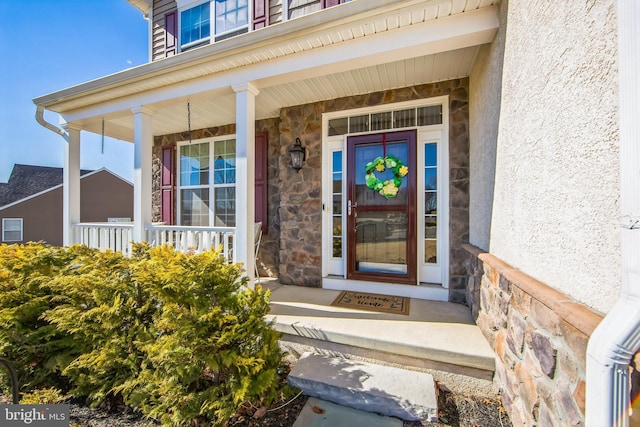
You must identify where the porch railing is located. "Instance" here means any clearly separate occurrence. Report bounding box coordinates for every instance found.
[72,222,134,255]
[71,223,235,261]
[146,225,235,260]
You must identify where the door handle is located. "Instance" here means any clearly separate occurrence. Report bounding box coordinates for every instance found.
[348,200,358,215]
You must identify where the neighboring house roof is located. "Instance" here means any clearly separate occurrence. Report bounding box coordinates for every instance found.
[0,164,92,208]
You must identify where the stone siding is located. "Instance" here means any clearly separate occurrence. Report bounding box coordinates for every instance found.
[151,120,280,276]
[150,80,470,300]
[278,79,470,300]
[463,243,604,426]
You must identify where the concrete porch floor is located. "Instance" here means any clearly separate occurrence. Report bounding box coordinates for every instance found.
[263,281,498,396]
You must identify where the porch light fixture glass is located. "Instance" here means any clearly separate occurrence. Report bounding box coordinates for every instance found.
[289,138,306,173]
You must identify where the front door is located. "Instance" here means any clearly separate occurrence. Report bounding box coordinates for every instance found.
[346,130,417,284]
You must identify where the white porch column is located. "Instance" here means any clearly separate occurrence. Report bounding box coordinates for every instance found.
[131,107,154,243]
[62,124,81,246]
[232,83,258,284]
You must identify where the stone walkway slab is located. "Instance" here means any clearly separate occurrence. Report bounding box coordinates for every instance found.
[288,352,438,422]
[293,397,403,427]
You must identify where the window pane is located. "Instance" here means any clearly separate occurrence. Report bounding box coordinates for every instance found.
[332,238,342,258]
[425,216,437,238]
[215,0,247,34]
[214,187,236,226]
[424,143,437,167]
[213,139,235,184]
[333,195,342,215]
[180,142,209,186]
[371,112,392,131]
[425,239,437,263]
[424,168,437,191]
[425,192,437,214]
[332,151,342,173]
[394,108,415,128]
[349,115,369,133]
[417,105,443,126]
[328,118,348,136]
[181,189,210,226]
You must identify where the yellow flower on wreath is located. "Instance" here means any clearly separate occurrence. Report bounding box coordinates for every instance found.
[381,181,399,198]
[399,165,408,177]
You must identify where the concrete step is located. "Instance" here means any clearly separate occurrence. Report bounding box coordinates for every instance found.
[288,352,438,422]
[266,283,497,397]
[293,397,403,427]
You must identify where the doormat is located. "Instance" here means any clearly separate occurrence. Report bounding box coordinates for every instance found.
[330,291,410,315]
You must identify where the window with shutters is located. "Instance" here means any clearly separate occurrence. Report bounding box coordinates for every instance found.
[178,137,236,227]
[2,218,22,242]
[174,134,268,230]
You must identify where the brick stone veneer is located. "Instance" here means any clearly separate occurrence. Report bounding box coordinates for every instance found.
[463,243,604,426]
[278,79,470,298]
[152,120,281,276]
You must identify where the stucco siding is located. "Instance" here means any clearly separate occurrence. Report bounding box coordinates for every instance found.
[487,0,619,314]
[468,0,507,252]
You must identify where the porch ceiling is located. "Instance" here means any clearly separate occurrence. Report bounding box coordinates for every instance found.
[34,0,499,142]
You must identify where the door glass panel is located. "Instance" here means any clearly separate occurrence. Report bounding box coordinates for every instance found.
[425,238,437,263]
[355,212,407,274]
[424,142,438,264]
[332,150,343,259]
[354,142,408,206]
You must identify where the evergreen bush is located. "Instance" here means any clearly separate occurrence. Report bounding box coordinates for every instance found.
[0,243,283,426]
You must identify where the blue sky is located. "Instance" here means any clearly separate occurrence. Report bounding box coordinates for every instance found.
[0,0,149,183]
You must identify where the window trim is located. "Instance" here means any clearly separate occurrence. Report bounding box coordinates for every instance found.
[2,218,23,242]
[177,135,237,227]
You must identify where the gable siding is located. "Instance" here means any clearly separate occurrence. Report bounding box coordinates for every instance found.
[149,0,345,59]
[0,171,133,246]
[152,0,178,61]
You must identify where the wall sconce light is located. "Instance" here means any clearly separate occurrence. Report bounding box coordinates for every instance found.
[289,138,306,173]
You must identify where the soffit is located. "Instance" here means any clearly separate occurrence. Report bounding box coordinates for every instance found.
[35,0,498,140]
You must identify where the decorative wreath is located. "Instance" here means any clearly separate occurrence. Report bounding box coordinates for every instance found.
[364,154,409,199]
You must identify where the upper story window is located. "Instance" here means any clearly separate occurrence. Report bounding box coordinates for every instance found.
[181,2,211,50]
[178,0,249,51]
[215,0,249,36]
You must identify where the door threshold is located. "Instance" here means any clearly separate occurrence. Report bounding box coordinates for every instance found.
[323,276,448,301]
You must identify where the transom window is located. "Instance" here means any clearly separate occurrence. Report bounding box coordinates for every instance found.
[2,218,22,242]
[328,105,443,136]
[178,138,236,227]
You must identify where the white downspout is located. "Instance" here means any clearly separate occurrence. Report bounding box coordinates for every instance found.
[35,105,68,141]
[585,1,640,426]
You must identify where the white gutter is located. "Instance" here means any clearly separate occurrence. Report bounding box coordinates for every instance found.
[35,105,68,142]
[585,1,640,426]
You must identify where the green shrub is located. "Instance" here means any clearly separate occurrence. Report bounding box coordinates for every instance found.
[0,243,87,389]
[4,243,285,426]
